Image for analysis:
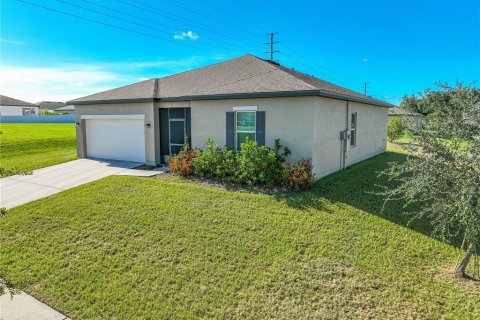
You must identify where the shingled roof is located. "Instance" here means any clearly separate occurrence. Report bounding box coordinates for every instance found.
[0,95,37,107]
[37,101,66,110]
[68,55,395,108]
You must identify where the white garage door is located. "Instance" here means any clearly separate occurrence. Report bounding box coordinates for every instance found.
[85,117,146,163]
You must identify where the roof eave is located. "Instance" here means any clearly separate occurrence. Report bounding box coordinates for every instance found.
[68,90,394,108]
[67,97,156,105]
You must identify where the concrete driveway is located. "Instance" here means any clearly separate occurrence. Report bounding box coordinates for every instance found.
[0,158,142,209]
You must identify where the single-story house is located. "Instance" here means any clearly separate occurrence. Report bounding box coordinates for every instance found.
[388,107,424,128]
[54,105,75,114]
[37,101,66,111]
[0,95,38,116]
[68,55,395,179]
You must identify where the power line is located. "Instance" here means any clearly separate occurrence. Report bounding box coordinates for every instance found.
[118,0,260,48]
[55,0,235,51]
[278,52,354,88]
[77,0,248,51]
[279,43,357,87]
[193,0,264,37]
[158,0,257,36]
[17,0,212,51]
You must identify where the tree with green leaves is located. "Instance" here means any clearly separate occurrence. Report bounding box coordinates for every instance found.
[382,82,480,278]
[400,83,460,116]
[387,117,406,142]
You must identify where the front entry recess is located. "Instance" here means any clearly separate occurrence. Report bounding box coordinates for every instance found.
[160,107,191,163]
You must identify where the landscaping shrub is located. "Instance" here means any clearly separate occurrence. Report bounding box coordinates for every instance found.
[387,117,406,142]
[168,142,197,176]
[286,159,315,191]
[234,139,290,186]
[190,138,236,180]
[170,138,314,191]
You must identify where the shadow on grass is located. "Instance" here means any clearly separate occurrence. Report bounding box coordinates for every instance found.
[276,151,463,249]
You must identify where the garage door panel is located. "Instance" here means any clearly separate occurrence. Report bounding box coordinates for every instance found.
[86,119,145,163]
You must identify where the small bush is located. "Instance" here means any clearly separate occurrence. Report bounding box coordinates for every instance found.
[234,139,290,186]
[286,159,315,191]
[178,138,314,191]
[39,109,61,116]
[191,139,233,179]
[169,143,197,176]
[387,117,406,142]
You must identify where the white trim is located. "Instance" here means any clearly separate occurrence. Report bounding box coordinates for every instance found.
[233,106,257,111]
[81,114,145,120]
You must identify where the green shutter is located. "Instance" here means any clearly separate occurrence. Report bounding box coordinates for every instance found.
[160,108,169,157]
[226,112,234,149]
[256,111,265,146]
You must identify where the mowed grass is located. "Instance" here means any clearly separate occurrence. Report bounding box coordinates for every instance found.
[1,152,479,319]
[0,123,77,175]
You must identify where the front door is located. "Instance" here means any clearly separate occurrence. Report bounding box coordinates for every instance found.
[160,107,191,163]
[169,119,185,155]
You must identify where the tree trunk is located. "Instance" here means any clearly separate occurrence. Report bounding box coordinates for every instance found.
[455,243,474,278]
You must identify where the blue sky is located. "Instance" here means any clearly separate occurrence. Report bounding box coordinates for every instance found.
[1,0,479,103]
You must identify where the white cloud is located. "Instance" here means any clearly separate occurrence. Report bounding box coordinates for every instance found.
[362,58,368,63]
[1,38,26,45]
[174,31,199,41]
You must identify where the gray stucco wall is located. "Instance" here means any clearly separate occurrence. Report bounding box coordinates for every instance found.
[312,97,388,178]
[159,96,315,164]
[345,101,388,166]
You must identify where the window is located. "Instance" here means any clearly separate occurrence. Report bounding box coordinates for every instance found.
[350,112,357,147]
[236,111,256,150]
[22,107,36,115]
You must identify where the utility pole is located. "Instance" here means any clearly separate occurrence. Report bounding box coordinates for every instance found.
[264,32,279,62]
[363,82,368,95]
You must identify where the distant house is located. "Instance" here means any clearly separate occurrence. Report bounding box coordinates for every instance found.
[388,107,423,127]
[68,55,395,179]
[54,105,75,114]
[37,101,66,112]
[0,95,38,116]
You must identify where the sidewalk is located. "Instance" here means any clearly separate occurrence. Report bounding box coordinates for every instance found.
[0,291,70,320]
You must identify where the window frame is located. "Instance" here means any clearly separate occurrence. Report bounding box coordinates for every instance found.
[350,112,357,148]
[235,110,256,151]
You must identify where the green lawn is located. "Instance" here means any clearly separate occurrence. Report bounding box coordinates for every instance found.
[1,151,478,319]
[0,123,77,175]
